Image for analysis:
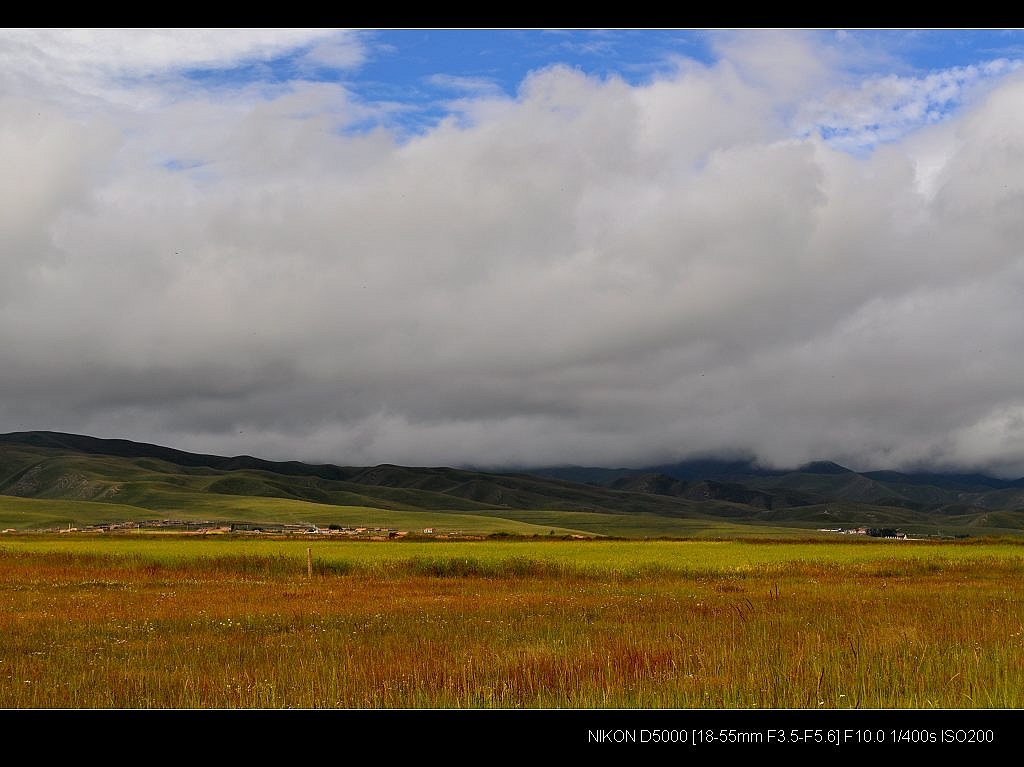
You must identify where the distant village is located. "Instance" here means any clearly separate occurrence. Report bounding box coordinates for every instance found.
[1,520,963,540]
[819,526,907,538]
[816,526,964,540]
[14,519,422,539]
[0,519,519,540]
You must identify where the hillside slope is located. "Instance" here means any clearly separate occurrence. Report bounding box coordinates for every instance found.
[3,431,1024,536]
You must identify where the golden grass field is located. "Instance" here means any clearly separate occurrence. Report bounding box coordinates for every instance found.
[1,535,1023,709]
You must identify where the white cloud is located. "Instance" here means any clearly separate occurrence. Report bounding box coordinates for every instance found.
[0,28,359,110]
[301,35,368,70]
[425,74,503,95]
[0,28,344,74]
[4,31,1024,475]
[797,58,1022,152]
[709,29,833,98]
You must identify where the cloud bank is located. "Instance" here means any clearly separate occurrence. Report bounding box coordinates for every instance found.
[3,29,1024,475]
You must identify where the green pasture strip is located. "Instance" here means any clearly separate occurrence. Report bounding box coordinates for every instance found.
[425,508,830,539]
[0,491,838,539]
[3,535,1023,578]
[0,495,588,537]
[0,496,160,529]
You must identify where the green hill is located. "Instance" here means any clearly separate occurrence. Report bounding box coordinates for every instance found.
[3,430,1024,538]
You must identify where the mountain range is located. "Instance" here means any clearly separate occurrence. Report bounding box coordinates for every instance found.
[2,430,1023,538]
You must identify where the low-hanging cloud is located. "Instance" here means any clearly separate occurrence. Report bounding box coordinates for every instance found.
[3,30,1024,475]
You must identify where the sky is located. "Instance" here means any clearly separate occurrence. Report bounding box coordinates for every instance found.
[4,28,1024,475]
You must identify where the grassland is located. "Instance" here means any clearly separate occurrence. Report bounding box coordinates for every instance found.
[2,535,1023,709]
[0,494,592,538]
[0,489,874,540]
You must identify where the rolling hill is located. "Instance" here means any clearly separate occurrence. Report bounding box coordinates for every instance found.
[2,430,1024,537]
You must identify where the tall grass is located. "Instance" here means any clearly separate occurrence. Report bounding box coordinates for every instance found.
[1,539,1022,708]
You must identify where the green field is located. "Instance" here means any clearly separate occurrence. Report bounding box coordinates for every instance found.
[0,493,870,540]
[0,494,595,537]
[3,534,1023,574]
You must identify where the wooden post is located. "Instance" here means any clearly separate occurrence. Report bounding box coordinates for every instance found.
[307,547,313,580]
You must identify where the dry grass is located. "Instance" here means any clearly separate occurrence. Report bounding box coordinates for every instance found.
[1,544,1022,708]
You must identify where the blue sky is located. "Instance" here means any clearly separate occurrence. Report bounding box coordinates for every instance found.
[5,28,1024,474]
[169,29,1024,146]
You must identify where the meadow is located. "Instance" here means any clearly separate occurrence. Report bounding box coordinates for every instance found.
[1,534,1023,708]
